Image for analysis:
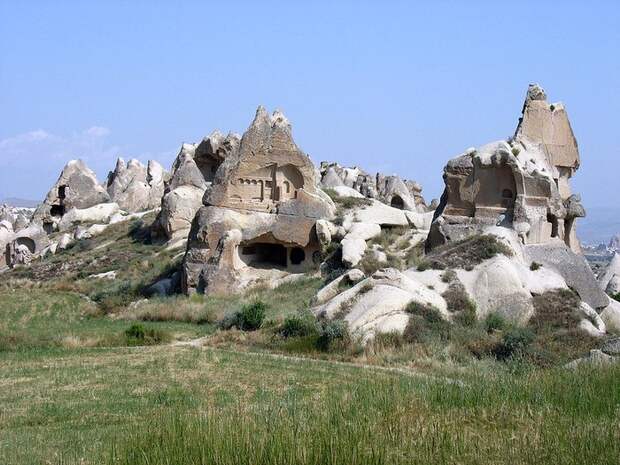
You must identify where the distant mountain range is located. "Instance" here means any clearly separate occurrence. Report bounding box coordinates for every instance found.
[1,197,40,208]
[578,206,620,246]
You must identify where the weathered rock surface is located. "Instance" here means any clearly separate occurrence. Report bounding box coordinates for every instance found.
[106,158,167,212]
[601,299,620,334]
[525,244,609,309]
[319,162,428,211]
[428,84,584,254]
[565,349,618,369]
[598,253,620,295]
[314,269,365,305]
[182,107,335,295]
[32,160,110,232]
[154,131,240,240]
[312,268,448,343]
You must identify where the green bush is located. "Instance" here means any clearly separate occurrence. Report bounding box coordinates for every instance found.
[484,313,507,333]
[280,312,317,338]
[124,323,170,346]
[315,320,350,351]
[492,326,534,360]
[237,301,267,331]
[403,301,451,343]
[530,262,542,271]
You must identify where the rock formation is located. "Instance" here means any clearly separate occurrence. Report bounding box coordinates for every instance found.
[1,223,49,268]
[182,106,335,295]
[312,84,616,344]
[153,131,240,241]
[32,159,111,233]
[599,253,620,295]
[427,84,584,254]
[106,158,167,212]
[319,162,429,212]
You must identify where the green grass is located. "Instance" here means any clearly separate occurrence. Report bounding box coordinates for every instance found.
[0,287,207,351]
[2,344,618,464]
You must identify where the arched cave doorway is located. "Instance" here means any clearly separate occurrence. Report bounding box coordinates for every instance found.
[390,195,404,210]
[15,237,36,254]
[290,247,305,265]
[241,243,287,268]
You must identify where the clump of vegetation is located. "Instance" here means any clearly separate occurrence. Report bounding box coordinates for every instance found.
[372,331,405,350]
[124,323,170,346]
[332,195,372,210]
[227,301,267,331]
[511,146,520,156]
[440,269,456,283]
[404,242,425,268]
[280,311,318,338]
[492,326,535,361]
[442,280,477,325]
[315,319,350,351]
[530,261,542,271]
[526,289,599,366]
[424,234,513,270]
[369,226,410,251]
[484,312,507,333]
[403,301,451,343]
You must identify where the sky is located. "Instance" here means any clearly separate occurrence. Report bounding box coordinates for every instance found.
[1,1,619,209]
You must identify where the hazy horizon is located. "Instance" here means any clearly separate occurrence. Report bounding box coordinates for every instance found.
[1,1,618,208]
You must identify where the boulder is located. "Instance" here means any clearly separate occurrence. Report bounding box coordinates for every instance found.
[314,269,365,305]
[312,268,448,343]
[348,200,409,227]
[601,337,620,356]
[157,185,205,239]
[565,349,618,369]
[601,299,620,334]
[457,255,535,324]
[599,253,620,295]
[525,243,609,309]
[58,203,121,231]
[145,272,181,297]
[341,237,367,267]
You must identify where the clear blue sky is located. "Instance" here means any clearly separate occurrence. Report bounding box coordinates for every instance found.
[1,1,618,208]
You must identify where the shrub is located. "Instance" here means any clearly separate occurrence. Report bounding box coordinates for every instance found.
[425,235,512,270]
[124,323,170,346]
[442,280,477,325]
[359,250,384,275]
[237,301,267,331]
[403,301,451,343]
[372,331,405,350]
[530,262,542,271]
[440,269,456,283]
[332,196,372,210]
[315,320,350,351]
[454,304,477,327]
[611,292,620,303]
[484,312,507,333]
[492,326,534,360]
[280,312,317,338]
[416,261,431,271]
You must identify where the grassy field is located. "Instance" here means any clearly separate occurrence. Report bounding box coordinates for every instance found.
[1,215,619,464]
[0,344,618,465]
